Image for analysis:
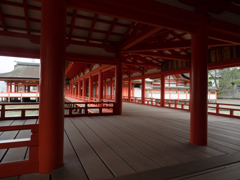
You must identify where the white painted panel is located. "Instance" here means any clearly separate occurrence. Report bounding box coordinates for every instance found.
[210,95,216,99]
[187,94,190,99]
[134,88,141,97]
[171,94,178,99]
[165,94,169,99]
[153,94,160,99]
[23,93,37,97]
[0,93,8,96]
[179,94,187,99]
[10,93,21,97]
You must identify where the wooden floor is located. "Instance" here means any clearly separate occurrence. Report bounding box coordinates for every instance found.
[1,102,240,180]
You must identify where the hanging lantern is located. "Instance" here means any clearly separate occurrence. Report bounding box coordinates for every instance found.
[65,66,71,85]
[73,84,77,88]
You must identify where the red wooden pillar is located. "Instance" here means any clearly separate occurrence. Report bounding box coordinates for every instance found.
[160,74,165,107]
[74,83,76,99]
[22,84,25,93]
[6,82,9,93]
[39,0,66,174]
[98,71,103,103]
[78,80,80,101]
[141,77,145,104]
[105,84,108,98]
[128,79,131,102]
[27,85,30,92]
[115,63,122,115]
[10,83,12,92]
[82,79,86,102]
[89,76,92,101]
[110,82,113,99]
[190,27,208,146]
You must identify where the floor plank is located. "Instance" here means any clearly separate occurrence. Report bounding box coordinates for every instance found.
[51,131,88,180]
[70,117,136,177]
[81,116,161,172]
[64,118,113,180]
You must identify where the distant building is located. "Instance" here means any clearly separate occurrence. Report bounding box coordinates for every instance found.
[0,62,39,102]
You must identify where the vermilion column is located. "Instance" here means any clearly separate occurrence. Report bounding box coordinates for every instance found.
[115,63,122,115]
[190,27,208,146]
[128,79,131,102]
[105,84,108,98]
[6,82,9,93]
[89,76,92,101]
[82,79,86,102]
[98,71,103,103]
[161,74,165,107]
[110,82,113,99]
[141,77,145,104]
[39,0,66,174]
[10,83,12,92]
[78,80,80,101]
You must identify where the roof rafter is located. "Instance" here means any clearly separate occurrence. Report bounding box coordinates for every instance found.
[117,22,136,45]
[120,26,163,50]
[130,52,191,62]
[103,18,118,44]
[0,5,7,31]
[87,14,99,42]
[68,9,77,40]
[126,39,236,53]
[22,0,30,34]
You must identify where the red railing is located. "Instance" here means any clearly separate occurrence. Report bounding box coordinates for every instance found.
[122,97,240,119]
[0,101,116,120]
[0,124,39,178]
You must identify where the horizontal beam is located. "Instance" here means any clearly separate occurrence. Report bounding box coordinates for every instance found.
[130,52,191,62]
[126,40,236,53]
[66,53,120,65]
[119,26,163,50]
[0,46,120,65]
[67,0,240,44]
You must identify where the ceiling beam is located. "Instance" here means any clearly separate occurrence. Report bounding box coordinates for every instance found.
[130,52,191,62]
[126,39,236,53]
[0,46,120,65]
[67,0,240,44]
[87,14,99,42]
[68,10,77,40]
[23,0,30,34]
[103,18,118,44]
[119,26,163,50]
[0,6,7,31]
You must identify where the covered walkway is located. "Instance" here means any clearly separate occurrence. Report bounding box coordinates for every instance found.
[1,103,240,180]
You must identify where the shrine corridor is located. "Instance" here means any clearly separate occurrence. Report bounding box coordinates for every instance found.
[1,102,240,180]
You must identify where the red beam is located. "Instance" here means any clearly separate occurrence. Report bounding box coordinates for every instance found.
[117,22,136,45]
[23,0,30,34]
[0,46,120,65]
[66,53,120,64]
[68,10,77,40]
[87,14,99,42]
[0,6,7,31]
[120,26,163,50]
[0,31,117,50]
[126,39,236,53]
[67,0,240,44]
[130,52,191,62]
[103,18,118,44]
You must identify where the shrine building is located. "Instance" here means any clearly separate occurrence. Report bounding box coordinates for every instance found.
[0,0,240,179]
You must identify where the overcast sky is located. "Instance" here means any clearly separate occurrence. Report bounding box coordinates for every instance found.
[0,56,40,73]
[0,56,40,92]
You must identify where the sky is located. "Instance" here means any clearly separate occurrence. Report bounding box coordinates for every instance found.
[0,56,40,92]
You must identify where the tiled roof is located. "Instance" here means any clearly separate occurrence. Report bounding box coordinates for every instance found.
[0,62,39,79]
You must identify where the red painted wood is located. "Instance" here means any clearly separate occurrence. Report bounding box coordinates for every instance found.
[38,0,67,173]
[115,63,123,115]
[190,27,208,146]
[141,77,145,104]
[160,74,165,107]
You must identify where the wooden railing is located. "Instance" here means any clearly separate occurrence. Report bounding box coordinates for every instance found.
[0,124,39,178]
[122,97,240,119]
[0,101,116,120]
[165,100,240,119]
